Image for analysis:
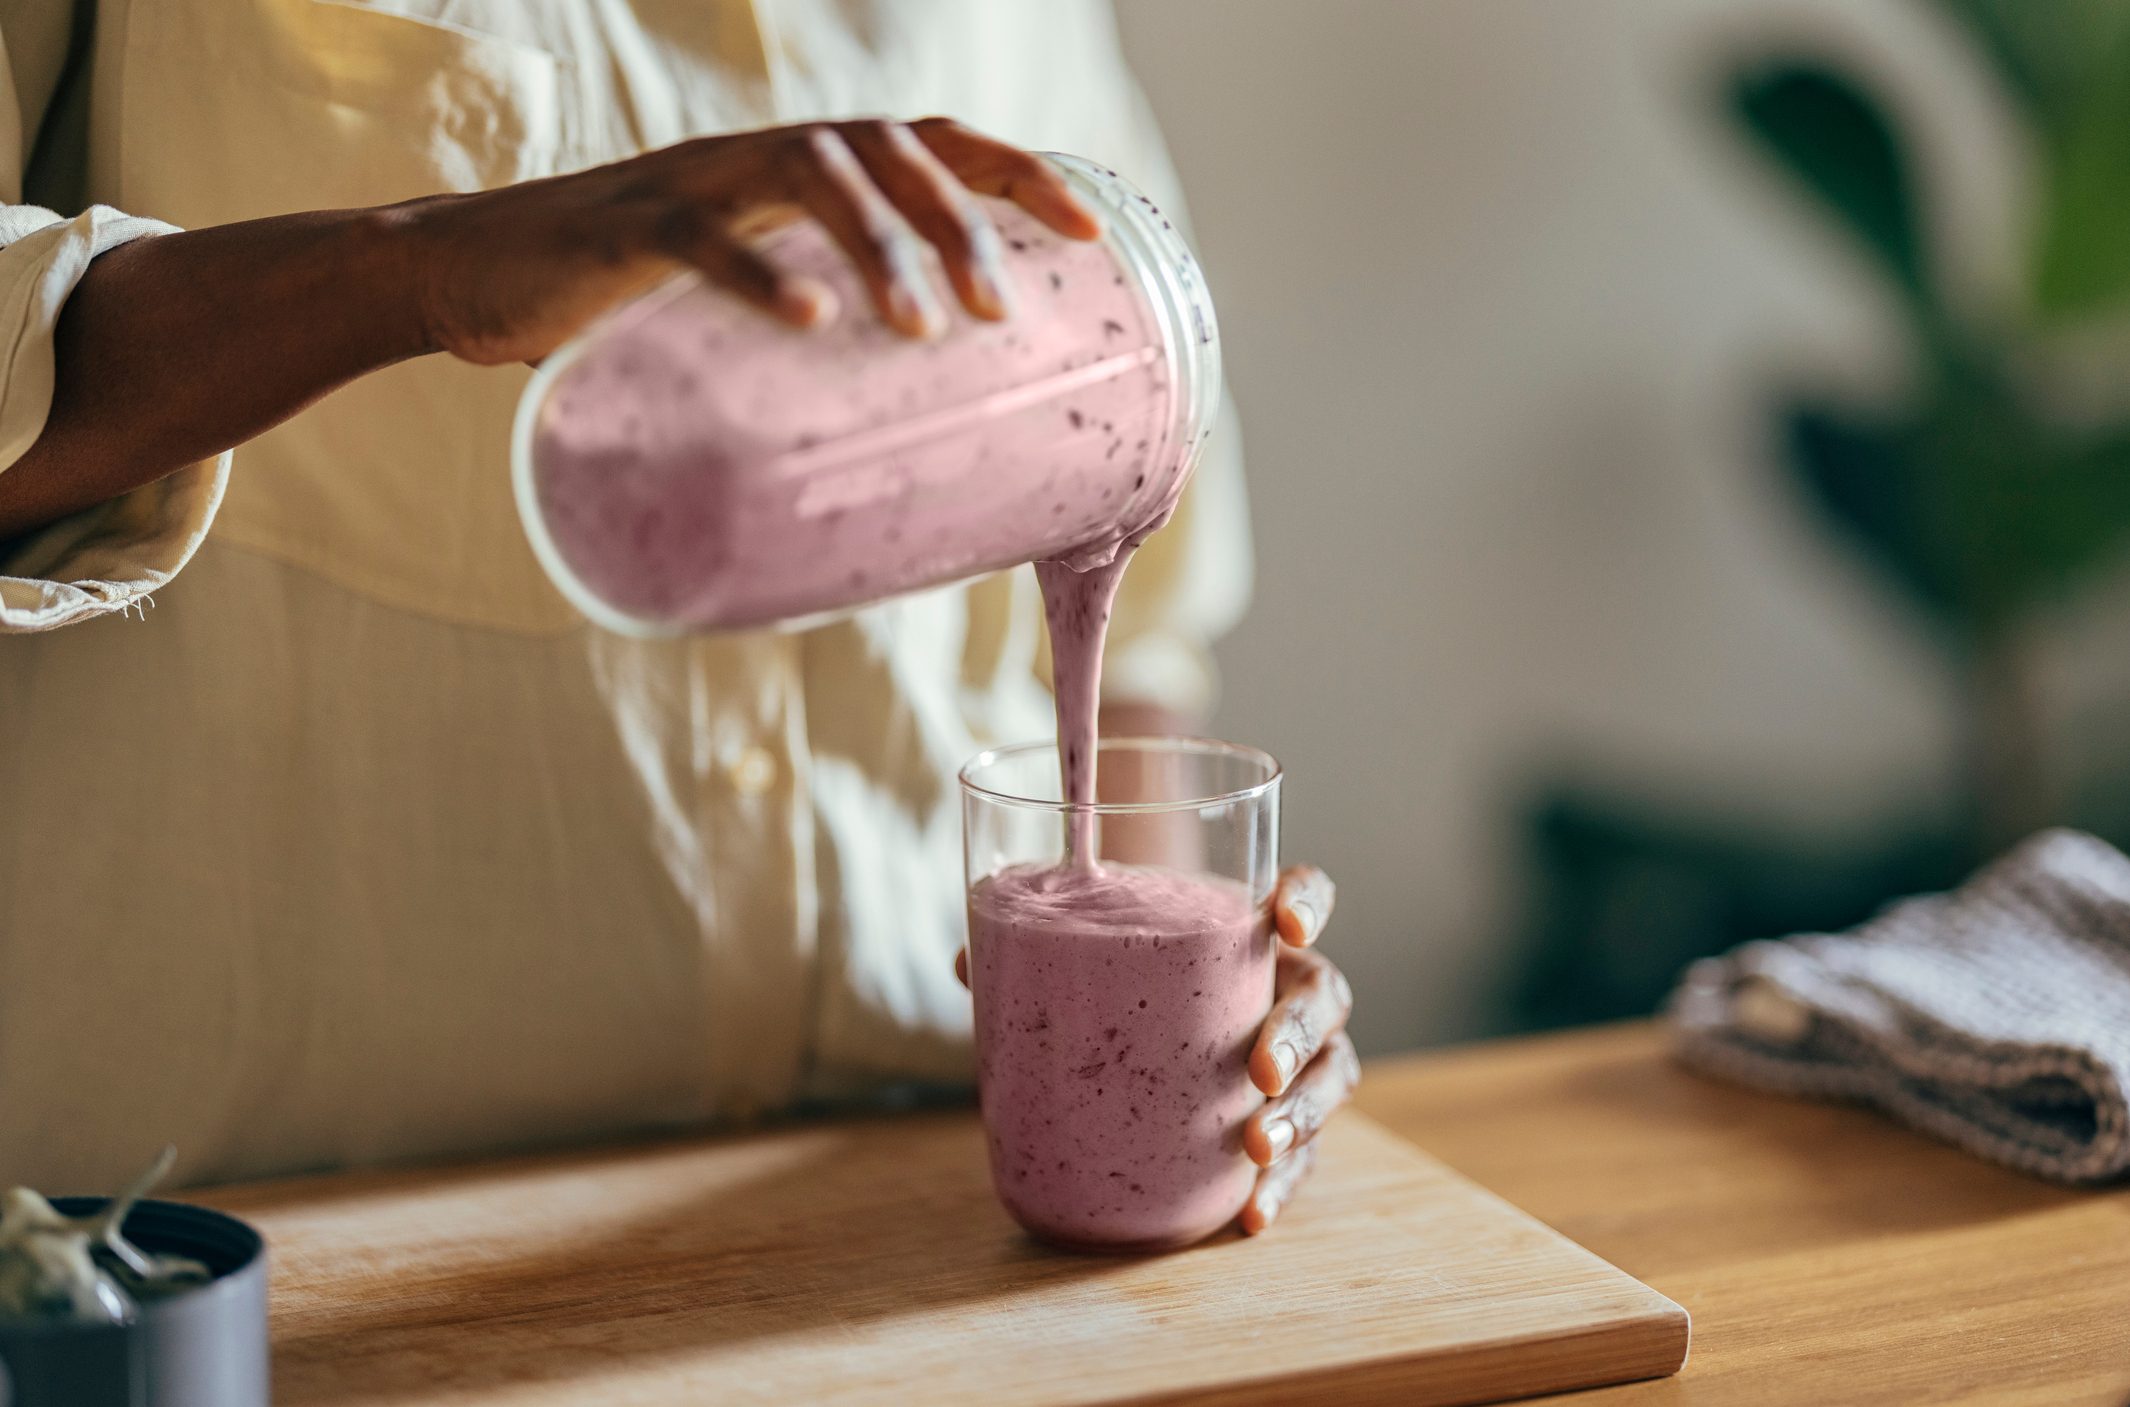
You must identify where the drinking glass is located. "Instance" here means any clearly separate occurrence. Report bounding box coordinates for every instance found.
[960,737,1281,1251]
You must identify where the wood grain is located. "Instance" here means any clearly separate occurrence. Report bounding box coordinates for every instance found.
[193,1111,1685,1406]
[1355,1023,2130,1407]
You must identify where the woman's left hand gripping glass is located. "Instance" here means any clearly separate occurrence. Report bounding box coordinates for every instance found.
[1238,865,1353,1233]
[954,864,1353,1236]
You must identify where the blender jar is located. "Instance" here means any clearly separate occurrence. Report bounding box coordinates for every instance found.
[512,153,1222,637]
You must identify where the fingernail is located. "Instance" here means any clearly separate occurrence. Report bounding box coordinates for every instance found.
[1283,897,1319,945]
[1065,198,1105,239]
[967,223,1015,318]
[1271,1042,1301,1089]
[1262,1117,1296,1161]
[776,278,835,326]
[886,278,942,336]
[971,262,1015,320]
[883,243,946,334]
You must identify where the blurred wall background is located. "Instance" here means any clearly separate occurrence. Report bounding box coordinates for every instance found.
[1113,0,2130,1054]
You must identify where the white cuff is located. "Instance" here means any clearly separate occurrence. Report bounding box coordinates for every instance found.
[0,205,230,632]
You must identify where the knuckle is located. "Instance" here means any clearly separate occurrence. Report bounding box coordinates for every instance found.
[882,121,932,157]
[727,255,776,293]
[826,118,890,157]
[1336,1034,1363,1087]
[800,126,850,165]
[651,202,708,250]
[609,171,663,206]
[862,220,912,265]
[992,140,1045,170]
[657,135,717,168]
[930,201,984,250]
[1291,1090,1325,1134]
[1285,1003,1320,1054]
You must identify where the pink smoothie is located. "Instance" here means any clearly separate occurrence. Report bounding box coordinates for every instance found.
[968,861,1274,1251]
[1035,553,1132,866]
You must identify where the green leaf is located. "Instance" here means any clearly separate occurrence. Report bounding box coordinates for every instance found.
[1781,364,2130,641]
[1974,425,2130,607]
[1931,0,2130,320]
[1780,401,1962,630]
[1930,0,2130,139]
[2034,54,2130,318]
[1729,61,1929,301]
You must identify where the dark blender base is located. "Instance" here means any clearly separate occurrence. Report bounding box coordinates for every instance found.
[0,1199,268,1407]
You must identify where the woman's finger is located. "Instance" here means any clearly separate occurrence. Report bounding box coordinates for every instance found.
[654,211,834,328]
[954,947,970,989]
[1273,864,1336,948]
[908,117,1103,240]
[1238,1140,1317,1236]
[1245,1030,1360,1167]
[1248,946,1353,1096]
[840,121,1012,321]
[781,126,943,336]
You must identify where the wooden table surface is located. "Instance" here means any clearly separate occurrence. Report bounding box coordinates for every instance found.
[1355,1022,2130,1406]
[201,1020,2130,1406]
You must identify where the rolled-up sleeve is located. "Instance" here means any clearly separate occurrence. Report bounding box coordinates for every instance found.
[0,203,228,632]
[0,1,227,632]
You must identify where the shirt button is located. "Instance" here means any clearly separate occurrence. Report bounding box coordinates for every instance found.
[728,744,778,797]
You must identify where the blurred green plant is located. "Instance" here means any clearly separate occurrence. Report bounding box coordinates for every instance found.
[1733,1,2130,846]
[1503,0,2130,1037]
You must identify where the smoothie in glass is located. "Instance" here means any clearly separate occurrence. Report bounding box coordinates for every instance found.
[968,860,1273,1250]
[961,739,1280,1252]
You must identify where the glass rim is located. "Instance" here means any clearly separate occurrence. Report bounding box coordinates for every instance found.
[958,736,1281,815]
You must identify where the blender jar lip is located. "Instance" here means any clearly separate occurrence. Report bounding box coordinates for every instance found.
[959,736,1282,815]
[1042,152,1223,491]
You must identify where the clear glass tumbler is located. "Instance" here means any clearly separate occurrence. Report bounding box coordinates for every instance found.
[960,738,1280,1252]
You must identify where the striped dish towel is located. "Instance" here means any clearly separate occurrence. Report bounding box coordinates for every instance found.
[1668,828,2130,1184]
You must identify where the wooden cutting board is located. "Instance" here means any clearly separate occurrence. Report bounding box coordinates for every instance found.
[197,1111,1687,1406]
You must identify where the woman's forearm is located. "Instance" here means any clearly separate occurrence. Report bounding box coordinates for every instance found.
[0,208,428,540]
[0,119,1101,543]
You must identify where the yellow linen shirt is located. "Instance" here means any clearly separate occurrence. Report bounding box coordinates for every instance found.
[0,0,1250,1188]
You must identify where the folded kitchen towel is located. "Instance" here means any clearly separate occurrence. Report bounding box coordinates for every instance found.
[1668,828,2130,1184]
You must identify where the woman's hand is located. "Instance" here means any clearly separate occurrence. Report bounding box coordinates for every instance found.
[392,117,1104,365]
[1239,864,1353,1234]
